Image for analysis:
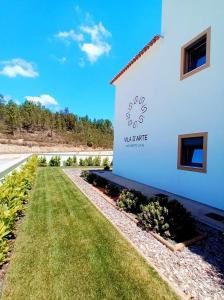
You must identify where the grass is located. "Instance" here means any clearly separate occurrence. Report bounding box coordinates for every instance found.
[2,168,178,300]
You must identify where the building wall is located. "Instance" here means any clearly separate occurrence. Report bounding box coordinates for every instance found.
[113,0,224,210]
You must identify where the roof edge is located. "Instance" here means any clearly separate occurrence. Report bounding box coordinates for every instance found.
[110,35,161,85]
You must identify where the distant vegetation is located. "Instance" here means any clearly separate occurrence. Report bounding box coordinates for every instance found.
[0,95,113,148]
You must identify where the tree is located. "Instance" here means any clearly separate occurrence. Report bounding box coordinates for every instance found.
[5,100,19,135]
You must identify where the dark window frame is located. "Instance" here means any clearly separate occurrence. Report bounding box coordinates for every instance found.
[180,27,211,80]
[177,132,208,173]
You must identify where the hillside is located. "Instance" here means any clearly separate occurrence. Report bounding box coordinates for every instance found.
[0,95,113,152]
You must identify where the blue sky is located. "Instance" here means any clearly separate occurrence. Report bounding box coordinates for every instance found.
[0,0,161,121]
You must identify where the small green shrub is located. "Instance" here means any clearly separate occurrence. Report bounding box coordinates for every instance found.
[102,157,110,168]
[92,176,108,188]
[49,156,61,167]
[63,157,73,167]
[93,156,101,166]
[104,165,110,170]
[73,156,77,165]
[79,158,87,166]
[137,197,196,241]
[80,170,89,180]
[167,200,196,241]
[117,189,148,213]
[137,201,169,234]
[86,156,94,166]
[38,156,47,167]
[81,171,97,184]
[105,183,121,197]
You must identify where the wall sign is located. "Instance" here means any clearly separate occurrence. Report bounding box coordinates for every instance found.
[125,96,147,128]
[124,96,149,148]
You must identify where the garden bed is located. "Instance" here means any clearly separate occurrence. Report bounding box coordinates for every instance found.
[81,170,207,251]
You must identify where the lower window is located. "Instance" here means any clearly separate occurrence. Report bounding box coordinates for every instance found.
[177,132,208,173]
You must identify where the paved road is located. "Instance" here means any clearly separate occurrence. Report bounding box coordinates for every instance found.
[0,154,31,177]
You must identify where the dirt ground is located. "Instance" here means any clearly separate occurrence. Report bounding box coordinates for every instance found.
[0,143,111,154]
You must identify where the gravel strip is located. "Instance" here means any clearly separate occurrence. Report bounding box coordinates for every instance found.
[64,169,224,300]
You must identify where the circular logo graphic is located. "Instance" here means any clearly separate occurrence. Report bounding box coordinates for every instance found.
[125,96,148,128]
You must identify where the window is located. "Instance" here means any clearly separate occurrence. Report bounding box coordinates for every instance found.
[180,27,211,80]
[177,132,208,173]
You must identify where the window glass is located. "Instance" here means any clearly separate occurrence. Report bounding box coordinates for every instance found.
[181,137,204,168]
[186,36,207,72]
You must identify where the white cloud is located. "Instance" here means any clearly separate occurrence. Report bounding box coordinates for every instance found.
[80,22,110,42]
[56,30,84,42]
[55,9,111,64]
[25,94,58,106]
[0,58,38,78]
[80,42,111,63]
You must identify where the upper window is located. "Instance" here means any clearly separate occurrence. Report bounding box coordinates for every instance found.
[180,27,211,80]
[177,132,208,173]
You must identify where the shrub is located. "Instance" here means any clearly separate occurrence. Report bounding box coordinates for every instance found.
[49,156,61,167]
[0,156,38,265]
[105,183,121,197]
[86,156,94,166]
[104,165,110,170]
[102,157,110,168]
[137,201,169,234]
[73,156,77,165]
[38,156,47,167]
[137,197,196,241]
[79,158,87,167]
[80,170,89,180]
[81,171,97,184]
[63,157,73,167]
[93,156,101,166]
[167,200,196,241]
[92,176,108,188]
[117,189,148,214]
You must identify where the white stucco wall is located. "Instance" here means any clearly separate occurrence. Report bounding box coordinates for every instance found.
[112,0,224,210]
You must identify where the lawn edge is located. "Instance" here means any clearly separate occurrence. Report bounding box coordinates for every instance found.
[63,169,188,300]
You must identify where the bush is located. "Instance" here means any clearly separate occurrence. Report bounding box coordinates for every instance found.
[49,156,61,167]
[104,165,110,171]
[86,156,94,166]
[137,197,196,241]
[73,156,77,165]
[79,158,87,166]
[137,201,169,234]
[92,176,108,188]
[102,157,110,168]
[38,156,47,167]
[117,189,148,214]
[105,183,121,197]
[167,200,196,241]
[80,170,89,180]
[63,157,73,167]
[0,156,38,265]
[81,170,97,184]
[93,156,101,166]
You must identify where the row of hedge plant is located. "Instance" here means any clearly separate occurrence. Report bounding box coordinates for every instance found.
[38,155,111,169]
[0,156,38,265]
[81,171,196,242]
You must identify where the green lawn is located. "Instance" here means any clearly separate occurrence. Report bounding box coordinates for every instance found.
[2,168,178,300]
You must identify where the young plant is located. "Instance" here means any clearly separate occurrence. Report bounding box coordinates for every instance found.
[49,156,61,167]
[38,156,47,167]
[137,201,169,234]
[105,183,121,197]
[117,189,148,213]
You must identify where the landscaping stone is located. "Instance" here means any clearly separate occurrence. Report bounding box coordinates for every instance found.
[64,169,224,300]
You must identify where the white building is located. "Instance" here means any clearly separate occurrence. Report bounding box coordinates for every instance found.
[111,0,224,210]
